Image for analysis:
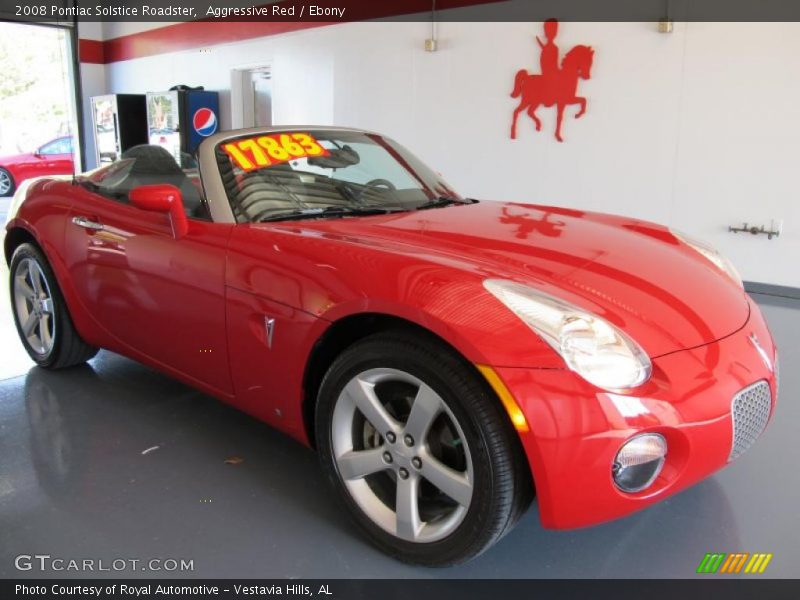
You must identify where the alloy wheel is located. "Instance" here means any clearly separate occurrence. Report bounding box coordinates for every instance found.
[331,367,474,543]
[13,257,56,356]
[0,170,11,196]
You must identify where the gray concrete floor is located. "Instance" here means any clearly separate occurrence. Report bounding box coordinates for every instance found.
[0,290,797,578]
[0,195,11,219]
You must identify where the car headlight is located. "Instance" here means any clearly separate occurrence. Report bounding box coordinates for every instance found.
[670,229,743,288]
[483,279,652,390]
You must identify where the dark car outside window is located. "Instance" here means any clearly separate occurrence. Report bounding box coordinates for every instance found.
[39,137,72,155]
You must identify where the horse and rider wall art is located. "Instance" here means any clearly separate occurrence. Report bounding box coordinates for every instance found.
[510,19,594,142]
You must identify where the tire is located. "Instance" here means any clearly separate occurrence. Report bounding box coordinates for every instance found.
[0,167,15,197]
[315,330,533,566]
[9,243,98,368]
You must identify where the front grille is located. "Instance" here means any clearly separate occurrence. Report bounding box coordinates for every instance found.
[729,380,772,462]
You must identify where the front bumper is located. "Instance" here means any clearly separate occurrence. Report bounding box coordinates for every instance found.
[497,296,778,529]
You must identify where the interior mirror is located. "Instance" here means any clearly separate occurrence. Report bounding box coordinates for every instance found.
[129,184,188,239]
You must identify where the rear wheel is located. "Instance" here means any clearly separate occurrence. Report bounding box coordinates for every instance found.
[10,243,98,368]
[0,167,14,196]
[315,331,532,565]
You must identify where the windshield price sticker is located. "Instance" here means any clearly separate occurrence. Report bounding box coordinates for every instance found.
[222,133,329,171]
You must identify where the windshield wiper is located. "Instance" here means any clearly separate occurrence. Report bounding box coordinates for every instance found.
[259,205,398,223]
[415,196,476,211]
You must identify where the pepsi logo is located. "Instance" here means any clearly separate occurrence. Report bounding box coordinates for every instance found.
[193,108,218,137]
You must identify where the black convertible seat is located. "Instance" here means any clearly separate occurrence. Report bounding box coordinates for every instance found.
[120,145,206,217]
[234,165,359,221]
[236,166,305,217]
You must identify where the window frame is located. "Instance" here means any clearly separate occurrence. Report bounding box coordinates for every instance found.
[38,137,72,156]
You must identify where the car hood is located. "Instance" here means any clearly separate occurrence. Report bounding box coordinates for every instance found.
[281,201,749,358]
[0,152,35,166]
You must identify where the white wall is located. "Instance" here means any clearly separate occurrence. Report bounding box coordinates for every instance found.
[76,21,106,171]
[94,21,800,287]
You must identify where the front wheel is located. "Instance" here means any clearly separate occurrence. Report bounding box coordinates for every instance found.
[316,331,532,565]
[0,167,15,196]
[9,243,98,368]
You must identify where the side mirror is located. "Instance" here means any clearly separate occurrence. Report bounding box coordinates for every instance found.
[129,184,188,239]
[34,150,44,159]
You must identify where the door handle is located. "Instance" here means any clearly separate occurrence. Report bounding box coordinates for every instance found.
[71,216,104,231]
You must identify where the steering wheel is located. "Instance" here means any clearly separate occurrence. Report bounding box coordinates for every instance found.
[365,178,396,191]
[341,178,397,205]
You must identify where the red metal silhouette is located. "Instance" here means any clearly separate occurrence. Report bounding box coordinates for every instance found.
[510,20,594,142]
[500,205,565,239]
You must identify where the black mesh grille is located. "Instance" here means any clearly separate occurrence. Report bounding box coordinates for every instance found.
[729,380,771,462]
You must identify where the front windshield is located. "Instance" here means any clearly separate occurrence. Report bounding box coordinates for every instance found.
[215,129,462,223]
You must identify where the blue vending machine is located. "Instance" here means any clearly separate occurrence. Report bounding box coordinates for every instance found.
[146,88,219,167]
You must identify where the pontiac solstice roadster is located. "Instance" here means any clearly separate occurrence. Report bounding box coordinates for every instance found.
[4,126,778,565]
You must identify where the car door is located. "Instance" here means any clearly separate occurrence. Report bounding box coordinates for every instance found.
[33,138,75,178]
[62,181,235,397]
[50,137,76,175]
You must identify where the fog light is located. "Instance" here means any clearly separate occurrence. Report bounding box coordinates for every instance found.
[612,433,667,493]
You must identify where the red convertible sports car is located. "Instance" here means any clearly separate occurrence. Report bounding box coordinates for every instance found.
[4,126,778,565]
[0,136,75,197]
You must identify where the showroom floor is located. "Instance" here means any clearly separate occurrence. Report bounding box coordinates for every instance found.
[0,282,797,578]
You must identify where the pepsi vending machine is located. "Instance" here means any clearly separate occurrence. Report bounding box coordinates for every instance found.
[146,89,219,167]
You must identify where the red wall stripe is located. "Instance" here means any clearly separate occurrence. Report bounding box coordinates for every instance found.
[80,0,499,64]
[103,20,331,63]
[78,38,105,64]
